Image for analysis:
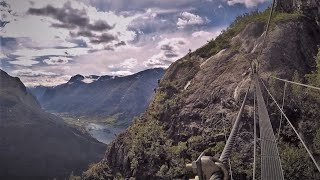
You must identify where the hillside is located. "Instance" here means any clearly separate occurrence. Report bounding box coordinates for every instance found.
[30,68,164,128]
[0,70,105,180]
[81,1,320,180]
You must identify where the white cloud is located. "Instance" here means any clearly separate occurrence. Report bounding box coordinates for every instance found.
[157,38,187,49]
[177,12,210,29]
[12,69,58,77]
[144,37,188,68]
[13,47,90,57]
[108,57,138,71]
[21,75,72,87]
[9,47,90,67]
[110,70,133,76]
[119,58,138,69]
[9,57,39,67]
[1,10,72,48]
[0,52,7,59]
[43,56,72,65]
[225,0,270,8]
[192,31,212,38]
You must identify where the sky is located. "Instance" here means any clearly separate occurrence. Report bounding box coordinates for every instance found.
[0,0,271,87]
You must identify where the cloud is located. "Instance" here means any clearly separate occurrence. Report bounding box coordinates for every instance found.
[43,56,72,65]
[0,1,12,28]
[0,37,20,56]
[90,33,117,44]
[12,47,90,59]
[0,20,9,28]
[177,12,210,29]
[109,58,138,69]
[144,37,188,68]
[18,74,72,87]
[6,0,137,52]
[127,8,181,36]
[192,31,212,38]
[0,1,10,8]
[28,3,113,31]
[87,0,201,12]
[9,57,39,67]
[0,52,7,59]
[115,41,126,47]
[110,70,133,76]
[27,2,119,48]
[87,20,114,31]
[12,69,58,77]
[7,47,90,67]
[225,0,270,8]
[121,58,138,69]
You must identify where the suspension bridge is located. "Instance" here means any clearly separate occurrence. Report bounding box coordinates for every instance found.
[185,0,320,179]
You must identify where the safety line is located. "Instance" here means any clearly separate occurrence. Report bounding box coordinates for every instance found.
[257,0,276,59]
[253,87,257,180]
[260,78,320,173]
[277,82,287,140]
[219,81,252,164]
[222,115,234,180]
[271,76,320,91]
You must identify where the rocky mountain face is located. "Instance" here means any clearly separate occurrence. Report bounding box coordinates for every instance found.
[81,2,320,180]
[30,68,164,127]
[276,0,320,18]
[0,70,105,180]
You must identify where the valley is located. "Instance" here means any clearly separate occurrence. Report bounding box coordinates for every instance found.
[29,68,165,144]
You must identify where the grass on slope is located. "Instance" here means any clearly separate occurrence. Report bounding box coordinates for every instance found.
[195,9,301,59]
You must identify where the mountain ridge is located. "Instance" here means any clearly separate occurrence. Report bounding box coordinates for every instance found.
[29,68,165,128]
[0,69,105,180]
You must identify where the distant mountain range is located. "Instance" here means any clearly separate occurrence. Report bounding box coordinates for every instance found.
[0,69,105,180]
[29,68,165,127]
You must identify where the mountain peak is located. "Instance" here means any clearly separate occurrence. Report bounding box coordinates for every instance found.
[0,69,28,94]
[0,69,104,179]
[68,74,85,83]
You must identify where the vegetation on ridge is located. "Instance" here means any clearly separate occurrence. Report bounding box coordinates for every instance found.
[195,9,301,58]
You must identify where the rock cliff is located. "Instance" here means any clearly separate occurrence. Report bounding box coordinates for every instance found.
[0,70,105,180]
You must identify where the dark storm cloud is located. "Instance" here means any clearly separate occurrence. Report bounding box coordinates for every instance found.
[27,3,113,31]
[0,20,9,28]
[27,2,118,46]
[87,20,114,31]
[164,52,179,58]
[160,44,174,51]
[70,30,95,38]
[67,39,88,48]
[52,23,77,29]
[90,33,117,44]
[69,30,117,44]
[115,41,126,47]
[0,1,9,8]
[160,40,185,51]
[28,4,89,29]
